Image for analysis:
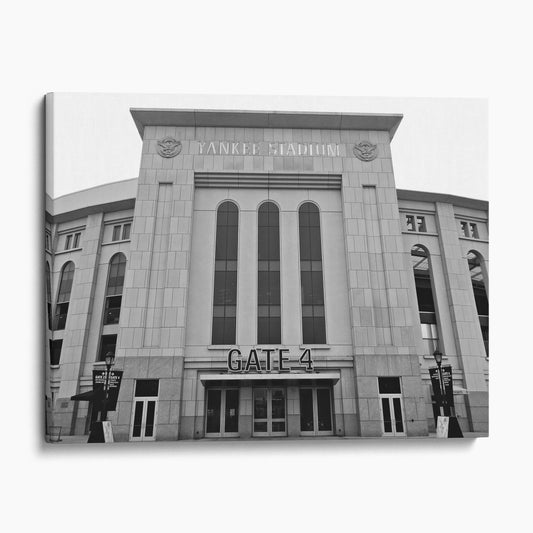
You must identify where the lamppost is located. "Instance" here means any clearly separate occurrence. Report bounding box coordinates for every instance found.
[100,351,115,422]
[433,349,445,416]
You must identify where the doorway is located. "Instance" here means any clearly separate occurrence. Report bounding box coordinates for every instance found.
[299,387,333,436]
[253,387,287,436]
[130,379,159,441]
[205,388,240,437]
[378,377,406,437]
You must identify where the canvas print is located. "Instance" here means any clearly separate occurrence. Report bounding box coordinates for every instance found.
[44,94,488,443]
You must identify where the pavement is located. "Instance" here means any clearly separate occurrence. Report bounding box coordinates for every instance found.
[45,432,488,445]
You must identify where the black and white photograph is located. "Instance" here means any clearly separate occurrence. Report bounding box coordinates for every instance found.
[45,95,488,443]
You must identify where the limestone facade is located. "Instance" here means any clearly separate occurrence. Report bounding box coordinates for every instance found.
[45,109,488,440]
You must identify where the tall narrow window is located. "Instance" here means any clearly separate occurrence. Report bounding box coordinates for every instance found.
[411,246,439,355]
[258,202,281,344]
[104,253,126,325]
[467,251,489,356]
[299,203,326,344]
[46,262,52,330]
[99,334,117,361]
[212,202,238,345]
[49,339,63,366]
[54,261,74,330]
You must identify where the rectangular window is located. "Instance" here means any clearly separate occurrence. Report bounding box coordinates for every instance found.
[53,302,69,330]
[112,225,121,241]
[64,232,82,250]
[122,223,131,240]
[460,221,469,237]
[99,334,117,362]
[49,339,63,366]
[469,223,479,239]
[421,323,439,356]
[406,215,426,232]
[416,216,426,232]
[110,223,132,242]
[45,233,51,251]
[104,295,122,325]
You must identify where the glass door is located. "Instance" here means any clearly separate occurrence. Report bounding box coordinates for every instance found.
[253,388,287,437]
[130,399,158,441]
[299,387,333,436]
[130,379,159,442]
[378,377,405,436]
[379,395,405,436]
[205,388,240,437]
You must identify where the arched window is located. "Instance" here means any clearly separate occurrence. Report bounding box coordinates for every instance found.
[467,251,489,356]
[54,261,75,330]
[212,202,238,345]
[258,202,281,344]
[46,261,52,330]
[299,203,326,344]
[103,253,127,325]
[411,246,439,355]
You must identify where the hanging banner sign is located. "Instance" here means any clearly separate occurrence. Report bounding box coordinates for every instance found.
[429,365,455,409]
[92,370,123,412]
[227,348,314,373]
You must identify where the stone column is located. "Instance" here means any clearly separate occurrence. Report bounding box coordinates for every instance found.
[57,212,104,434]
[113,127,195,441]
[435,202,488,432]
[341,131,428,437]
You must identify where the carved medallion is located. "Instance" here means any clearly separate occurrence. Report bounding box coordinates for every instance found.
[353,141,378,161]
[157,137,182,158]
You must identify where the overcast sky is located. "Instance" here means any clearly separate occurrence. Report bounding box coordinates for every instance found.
[48,93,487,200]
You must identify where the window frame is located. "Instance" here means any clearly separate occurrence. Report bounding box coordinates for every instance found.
[103,253,127,326]
[467,251,489,357]
[411,245,441,357]
[298,202,327,345]
[49,339,63,367]
[257,202,281,344]
[110,222,132,242]
[53,261,75,330]
[405,213,427,233]
[63,231,82,251]
[211,201,239,346]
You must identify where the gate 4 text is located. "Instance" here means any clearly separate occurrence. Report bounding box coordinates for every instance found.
[227,348,314,373]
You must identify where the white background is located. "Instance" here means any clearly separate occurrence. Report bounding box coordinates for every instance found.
[1,1,531,532]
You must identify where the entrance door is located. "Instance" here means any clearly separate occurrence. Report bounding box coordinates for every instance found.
[130,379,159,441]
[205,389,240,437]
[379,395,405,436]
[299,387,333,436]
[378,377,405,437]
[253,388,286,436]
[130,399,158,441]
